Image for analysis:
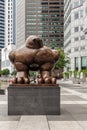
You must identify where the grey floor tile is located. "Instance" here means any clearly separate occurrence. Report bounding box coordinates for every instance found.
[48,121,83,130]
[61,104,87,115]
[0,121,18,130]
[77,121,87,130]
[0,105,7,116]
[16,116,49,130]
[61,95,85,101]
[0,116,21,121]
[72,114,87,121]
[47,109,74,121]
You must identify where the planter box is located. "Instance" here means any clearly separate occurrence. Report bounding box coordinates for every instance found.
[8,84,60,115]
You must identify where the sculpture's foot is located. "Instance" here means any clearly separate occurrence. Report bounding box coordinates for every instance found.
[43,77,56,84]
[40,71,57,84]
[36,76,44,84]
[51,77,56,84]
[44,77,51,84]
[12,71,30,84]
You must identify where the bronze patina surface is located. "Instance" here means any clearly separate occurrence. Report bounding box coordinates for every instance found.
[9,35,60,84]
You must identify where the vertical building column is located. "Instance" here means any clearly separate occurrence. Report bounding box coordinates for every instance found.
[71,57,75,71]
[78,57,81,71]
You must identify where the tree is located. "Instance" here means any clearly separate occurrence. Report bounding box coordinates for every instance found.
[0,70,3,76]
[54,48,69,70]
[2,69,10,76]
[53,48,70,79]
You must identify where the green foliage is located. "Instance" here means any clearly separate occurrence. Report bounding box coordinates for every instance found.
[79,69,87,77]
[1,69,10,76]
[63,72,69,78]
[69,71,72,77]
[64,69,87,79]
[0,70,3,75]
[29,71,39,77]
[11,70,17,76]
[80,69,87,74]
[73,70,78,78]
[55,48,69,69]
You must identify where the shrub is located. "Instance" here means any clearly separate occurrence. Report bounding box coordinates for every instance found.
[11,70,17,76]
[63,72,69,79]
[1,69,10,76]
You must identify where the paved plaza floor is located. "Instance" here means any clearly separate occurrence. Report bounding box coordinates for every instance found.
[0,83,87,130]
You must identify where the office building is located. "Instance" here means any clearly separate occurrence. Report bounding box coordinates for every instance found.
[0,0,5,69]
[84,1,87,34]
[16,0,64,49]
[64,0,87,71]
[1,0,16,72]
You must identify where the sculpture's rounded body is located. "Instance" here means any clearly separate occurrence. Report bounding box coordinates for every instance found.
[9,35,60,84]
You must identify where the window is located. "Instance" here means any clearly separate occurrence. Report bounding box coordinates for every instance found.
[80,26,83,31]
[68,49,71,53]
[80,10,83,18]
[74,1,79,8]
[75,57,78,70]
[80,35,85,40]
[74,12,79,19]
[80,0,85,5]
[75,47,78,52]
[74,27,79,32]
[74,37,79,41]
[85,7,87,15]
[81,56,87,70]
[80,46,85,50]
[8,15,10,19]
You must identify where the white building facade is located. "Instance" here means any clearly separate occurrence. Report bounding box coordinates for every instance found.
[5,0,16,46]
[1,0,16,72]
[64,0,87,71]
[84,1,87,34]
[1,44,15,72]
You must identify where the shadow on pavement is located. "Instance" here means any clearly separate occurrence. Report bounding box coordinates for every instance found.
[47,104,87,121]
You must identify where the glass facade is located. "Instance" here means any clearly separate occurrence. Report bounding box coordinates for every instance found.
[75,57,78,70]
[64,0,87,71]
[7,0,16,45]
[81,56,87,70]
[0,0,5,51]
[16,0,26,47]
[26,0,64,49]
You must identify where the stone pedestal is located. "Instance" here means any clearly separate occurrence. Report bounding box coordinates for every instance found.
[8,84,60,115]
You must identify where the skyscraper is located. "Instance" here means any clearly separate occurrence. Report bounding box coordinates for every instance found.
[16,0,64,49]
[0,0,5,50]
[1,0,16,72]
[64,0,87,71]
[0,0,5,68]
[5,0,16,46]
